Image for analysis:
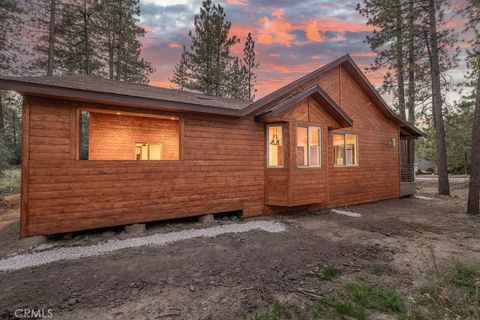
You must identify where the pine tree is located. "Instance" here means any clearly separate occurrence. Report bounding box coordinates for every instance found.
[27,0,62,76]
[243,32,259,101]
[357,0,433,122]
[0,91,22,165]
[0,0,23,174]
[422,0,459,195]
[460,0,480,214]
[0,0,23,75]
[55,0,104,76]
[186,0,239,96]
[99,0,153,84]
[170,46,190,90]
[170,1,258,101]
[225,57,248,100]
[357,0,408,118]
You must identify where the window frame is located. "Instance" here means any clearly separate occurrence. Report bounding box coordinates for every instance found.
[333,133,359,167]
[74,105,183,162]
[266,124,285,168]
[296,125,322,168]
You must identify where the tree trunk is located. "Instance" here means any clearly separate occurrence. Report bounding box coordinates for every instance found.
[12,109,17,154]
[115,1,123,81]
[427,0,450,195]
[395,7,406,119]
[407,0,416,123]
[0,93,4,135]
[108,33,114,79]
[247,67,252,101]
[83,0,90,75]
[467,74,480,214]
[47,0,56,76]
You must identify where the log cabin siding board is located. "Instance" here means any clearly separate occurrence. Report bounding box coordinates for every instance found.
[25,97,266,236]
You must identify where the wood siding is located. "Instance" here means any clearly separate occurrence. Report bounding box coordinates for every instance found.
[21,64,401,237]
[23,97,265,236]
[325,66,400,206]
[265,124,290,206]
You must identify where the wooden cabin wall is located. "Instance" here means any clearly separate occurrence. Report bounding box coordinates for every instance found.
[23,96,266,237]
[282,98,339,206]
[324,66,400,207]
[295,65,400,207]
[265,124,290,206]
[89,113,180,160]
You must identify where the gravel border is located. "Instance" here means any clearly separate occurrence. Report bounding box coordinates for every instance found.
[0,220,286,272]
[331,209,361,218]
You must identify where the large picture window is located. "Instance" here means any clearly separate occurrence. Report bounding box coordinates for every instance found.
[79,109,180,161]
[296,126,321,167]
[333,133,358,166]
[267,125,284,167]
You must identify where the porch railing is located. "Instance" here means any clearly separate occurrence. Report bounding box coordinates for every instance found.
[400,164,415,182]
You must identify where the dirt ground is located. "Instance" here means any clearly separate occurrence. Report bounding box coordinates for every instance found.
[0,178,479,319]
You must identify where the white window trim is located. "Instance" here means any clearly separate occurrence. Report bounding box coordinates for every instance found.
[266,124,285,168]
[297,125,322,168]
[333,133,359,167]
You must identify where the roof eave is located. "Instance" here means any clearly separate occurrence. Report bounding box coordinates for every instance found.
[0,78,244,117]
[255,85,353,128]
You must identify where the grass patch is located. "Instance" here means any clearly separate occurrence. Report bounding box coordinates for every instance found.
[334,301,366,320]
[252,301,292,320]
[410,259,480,320]
[0,166,20,193]
[345,283,406,314]
[323,265,342,280]
[251,283,407,320]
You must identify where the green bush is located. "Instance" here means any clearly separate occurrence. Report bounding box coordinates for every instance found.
[0,167,21,193]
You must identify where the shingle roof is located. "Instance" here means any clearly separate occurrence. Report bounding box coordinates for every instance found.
[0,74,248,112]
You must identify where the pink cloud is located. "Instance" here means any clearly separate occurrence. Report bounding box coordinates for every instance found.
[168,42,182,49]
[351,52,376,57]
[306,20,324,42]
[257,10,296,46]
[225,0,249,6]
[257,10,373,47]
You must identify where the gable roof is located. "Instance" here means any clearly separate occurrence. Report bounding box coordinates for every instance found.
[243,54,423,137]
[256,85,353,128]
[0,54,422,137]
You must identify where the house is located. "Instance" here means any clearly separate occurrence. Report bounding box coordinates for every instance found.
[0,55,422,238]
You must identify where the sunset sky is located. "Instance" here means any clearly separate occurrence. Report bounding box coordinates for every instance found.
[138,0,466,100]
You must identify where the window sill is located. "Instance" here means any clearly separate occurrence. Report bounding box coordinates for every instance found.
[296,166,322,169]
[333,165,359,168]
